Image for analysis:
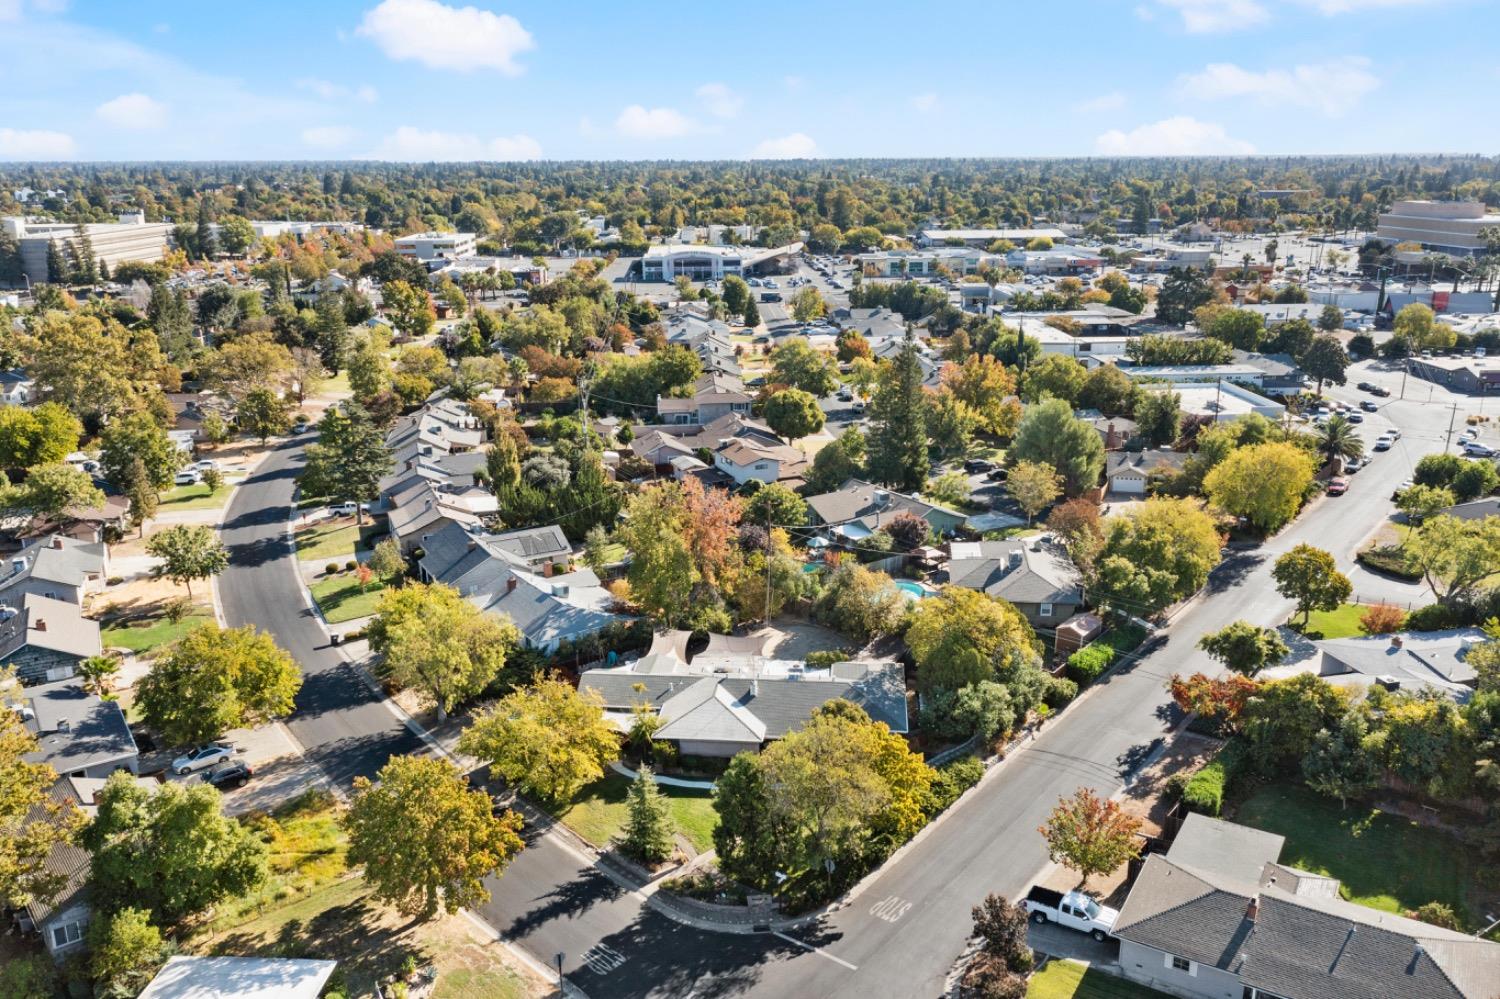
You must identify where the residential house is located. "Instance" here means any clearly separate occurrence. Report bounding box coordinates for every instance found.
[379,396,495,551]
[1276,628,1488,704]
[834,306,906,341]
[22,495,131,545]
[655,372,753,426]
[1106,450,1190,495]
[666,315,741,377]
[943,537,1084,626]
[15,780,92,959]
[1443,497,1500,521]
[386,479,497,553]
[579,629,907,757]
[1232,350,1308,393]
[19,677,139,779]
[1114,812,1500,999]
[139,957,339,999]
[629,413,782,470]
[1077,411,1139,451]
[805,478,967,542]
[0,369,35,405]
[0,535,108,608]
[417,521,622,653]
[712,437,809,487]
[0,594,102,685]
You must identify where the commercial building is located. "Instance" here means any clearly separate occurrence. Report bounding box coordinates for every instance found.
[1405,354,1500,394]
[915,227,1068,248]
[638,241,803,282]
[1376,200,1500,257]
[4,214,173,284]
[1143,380,1286,422]
[250,220,366,239]
[394,231,478,262]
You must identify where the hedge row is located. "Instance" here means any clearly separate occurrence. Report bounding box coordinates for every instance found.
[1066,623,1148,685]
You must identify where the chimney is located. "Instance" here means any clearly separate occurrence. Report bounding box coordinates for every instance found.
[50,536,64,550]
[1390,635,1404,650]
[1245,898,1259,923]
[506,576,518,593]
[750,678,758,696]
[543,561,553,577]
[33,618,45,632]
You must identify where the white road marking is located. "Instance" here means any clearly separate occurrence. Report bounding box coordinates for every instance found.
[869,895,913,923]
[582,944,627,975]
[772,931,858,971]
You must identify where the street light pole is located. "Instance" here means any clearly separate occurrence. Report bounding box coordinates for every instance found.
[555,953,565,988]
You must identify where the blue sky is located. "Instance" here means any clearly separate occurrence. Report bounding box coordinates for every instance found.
[1,0,1496,161]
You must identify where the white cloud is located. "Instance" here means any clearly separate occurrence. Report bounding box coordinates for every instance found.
[783,75,804,91]
[95,93,167,130]
[1074,92,1127,113]
[366,125,541,160]
[1178,57,1378,115]
[356,0,534,74]
[298,78,379,102]
[1095,116,1254,155]
[1153,0,1269,32]
[0,127,75,158]
[614,105,696,139]
[301,125,358,149]
[696,82,742,119]
[0,0,66,19]
[908,92,939,112]
[751,132,817,159]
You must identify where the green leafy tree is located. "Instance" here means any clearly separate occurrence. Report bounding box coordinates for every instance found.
[300,404,392,525]
[622,766,675,864]
[1402,514,1500,603]
[1312,415,1364,466]
[1008,398,1105,495]
[764,388,825,441]
[1273,544,1352,626]
[1096,498,1222,615]
[100,411,181,491]
[742,296,761,328]
[712,753,790,888]
[743,481,808,527]
[89,906,169,999]
[721,275,750,317]
[1204,441,1315,533]
[1204,309,1266,351]
[942,354,1020,436]
[1133,390,1182,448]
[1397,483,1454,525]
[1301,335,1350,394]
[84,773,268,923]
[770,340,838,397]
[382,279,436,339]
[804,427,865,494]
[1241,674,1348,776]
[0,954,57,998]
[1077,364,1138,417]
[1197,621,1289,677]
[137,624,301,747]
[459,673,621,805]
[1,675,85,918]
[789,285,827,322]
[906,586,1039,694]
[122,457,157,538]
[146,524,228,599]
[971,893,1034,974]
[1155,267,1215,326]
[1317,304,1344,332]
[1038,787,1143,887]
[345,755,523,920]
[1303,710,1379,807]
[866,330,929,491]
[1006,460,1061,524]
[236,386,293,444]
[0,402,82,469]
[1020,354,1085,405]
[368,537,406,581]
[813,562,906,642]
[366,582,520,720]
[4,463,104,520]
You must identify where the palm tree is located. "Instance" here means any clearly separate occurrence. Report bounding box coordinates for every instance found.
[1313,414,1364,467]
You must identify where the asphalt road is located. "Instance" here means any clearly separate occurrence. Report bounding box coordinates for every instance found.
[217,367,1466,998]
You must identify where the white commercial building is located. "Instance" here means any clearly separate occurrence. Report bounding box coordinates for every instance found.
[916,227,1068,248]
[4,214,173,284]
[1376,200,1500,257]
[251,220,366,239]
[1145,381,1285,422]
[394,231,478,262]
[640,241,803,282]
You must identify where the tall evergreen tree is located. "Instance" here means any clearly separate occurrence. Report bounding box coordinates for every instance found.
[299,403,391,525]
[0,225,23,286]
[866,327,929,492]
[314,292,352,372]
[195,198,219,259]
[44,239,68,285]
[623,766,674,864]
[73,226,97,285]
[148,284,196,362]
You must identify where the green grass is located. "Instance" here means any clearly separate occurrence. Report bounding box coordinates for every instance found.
[100,611,214,654]
[1293,602,1371,640]
[158,482,235,510]
[1028,960,1173,999]
[1235,782,1480,927]
[983,525,1042,541]
[553,772,718,854]
[211,790,350,932]
[295,521,381,563]
[309,573,387,624]
[590,541,628,565]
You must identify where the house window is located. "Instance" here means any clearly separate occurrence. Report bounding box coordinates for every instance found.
[1165,954,1196,976]
[1040,603,1054,618]
[51,921,82,948]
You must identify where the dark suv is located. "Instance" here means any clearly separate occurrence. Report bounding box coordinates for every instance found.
[201,761,254,790]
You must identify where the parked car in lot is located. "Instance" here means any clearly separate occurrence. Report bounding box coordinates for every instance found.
[1371,386,1391,397]
[173,470,200,486]
[1461,441,1496,457]
[1326,476,1350,496]
[173,743,235,775]
[1346,412,1364,423]
[1372,437,1393,451]
[963,458,994,474]
[1023,886,1118,942]
[1360,400,1378,412]
[201,761,254,790]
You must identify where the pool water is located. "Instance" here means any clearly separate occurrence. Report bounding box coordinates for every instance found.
[895,580,927,598]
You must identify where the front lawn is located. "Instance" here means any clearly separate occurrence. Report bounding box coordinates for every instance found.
[1029,960,1172,999]
[100,610,214,655]
[1234,782,1480,927]
[158,481,235,510]
[208,789,349,932]
[310,573,387,624]
[295,520,381,563]
[1292,602,1371,640]
[553,772,718,854]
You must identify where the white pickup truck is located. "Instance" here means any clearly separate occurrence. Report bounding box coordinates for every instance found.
[1022,886,1119,942]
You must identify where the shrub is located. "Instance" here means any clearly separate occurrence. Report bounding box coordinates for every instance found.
[1067,643,1115,684]
[1408,901,1461,930]
[345,560,358,572]
[1406,602,1465,632]
[931,755,986,811]
[1359,603,1406,635]
[1043,674,1078,709]
[1356,544,1423,581]
[804,649,848,669]
[325,562,340,576]
[1182,759,1227,815]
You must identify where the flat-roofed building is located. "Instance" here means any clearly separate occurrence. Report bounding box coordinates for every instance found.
[1376,200,1500,257]
[394,231,477,262]
[916,227,1068,248]
[5,214,173,284]
[639,241,803,281]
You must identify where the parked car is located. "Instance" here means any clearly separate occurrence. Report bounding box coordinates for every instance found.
[1023,886,1118,942]
[987,467,1010,482]
[173,470,200,486]
[201,761,254,790]
[1346,412,1364,423]
[1391,478,1414,501]
[963,458,994,474]
[1371,386,1391,397]
[1360,400,1378,412]
[173,743,235,775]
[1326,476,1350,496]
[1385,428,1402,440]
[1344,456,1367,473]
[1357,381,1374,392]
[1372,437,1393,451]
[330,501,367,516]
[1461,441,1496,457]
[193,459,218,471]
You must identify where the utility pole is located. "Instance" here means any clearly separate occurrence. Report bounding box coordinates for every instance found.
[1399,357,1408,400]
[1444,401,1459,450]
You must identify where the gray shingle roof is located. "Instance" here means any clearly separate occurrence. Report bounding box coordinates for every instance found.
[22,679,138,777]
[944,539,1083,607]
[806,478,963,530]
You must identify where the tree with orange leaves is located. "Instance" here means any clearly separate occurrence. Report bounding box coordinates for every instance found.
[1168,672,1260,731]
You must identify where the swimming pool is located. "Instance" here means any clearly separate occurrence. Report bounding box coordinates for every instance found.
[895,580,928,599]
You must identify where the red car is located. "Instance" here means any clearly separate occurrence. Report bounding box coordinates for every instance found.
[1327,477,1349,496]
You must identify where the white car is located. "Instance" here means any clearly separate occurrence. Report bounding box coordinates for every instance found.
[173,470,200,486]
[193,459,218,471]
[173,743,235,775]
[1461,441,1496,457]
[330,501,369,516]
